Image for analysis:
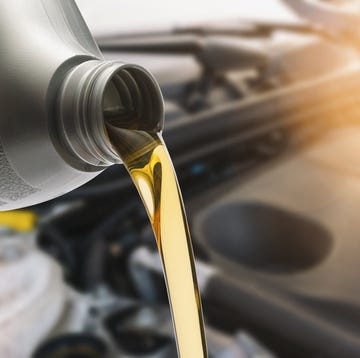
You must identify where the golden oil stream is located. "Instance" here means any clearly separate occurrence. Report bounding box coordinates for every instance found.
[106,124,208,358]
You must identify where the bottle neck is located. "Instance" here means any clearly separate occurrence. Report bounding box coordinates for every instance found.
[55,60,164,171]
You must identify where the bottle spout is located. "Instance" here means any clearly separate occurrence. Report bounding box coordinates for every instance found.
[102,63,164,133]
[55,60,164,171]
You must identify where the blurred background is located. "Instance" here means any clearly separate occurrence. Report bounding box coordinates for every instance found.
[2,0,360,357]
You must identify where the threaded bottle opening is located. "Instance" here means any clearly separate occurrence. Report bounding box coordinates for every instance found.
[55,60,164,172]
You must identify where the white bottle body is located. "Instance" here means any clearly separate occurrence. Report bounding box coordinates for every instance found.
[0,0,163,210]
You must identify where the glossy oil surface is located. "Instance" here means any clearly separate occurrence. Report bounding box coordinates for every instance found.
[106,124,208,358]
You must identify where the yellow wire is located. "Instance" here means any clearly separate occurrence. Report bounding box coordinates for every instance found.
[0,210,37,233]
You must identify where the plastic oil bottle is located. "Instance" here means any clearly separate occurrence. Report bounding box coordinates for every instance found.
[0,1,207,356]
